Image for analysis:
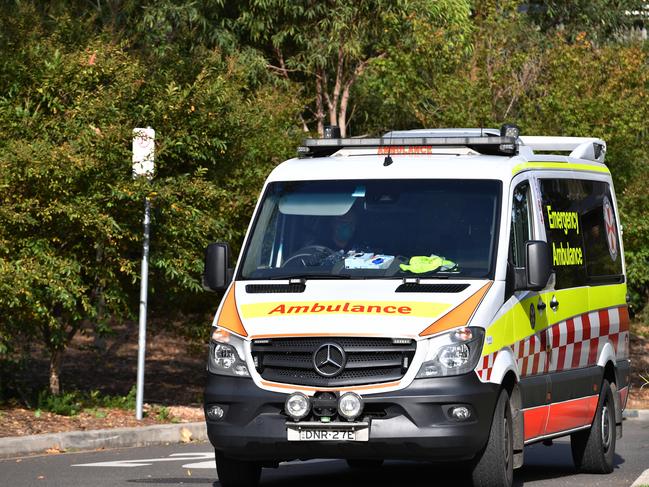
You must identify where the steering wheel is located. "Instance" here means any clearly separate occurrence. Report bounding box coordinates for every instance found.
[281,245,336,268]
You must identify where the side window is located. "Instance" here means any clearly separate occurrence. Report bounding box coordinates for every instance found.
[509,181,532,267]
[581,182,623,282]
[539,178,623,289]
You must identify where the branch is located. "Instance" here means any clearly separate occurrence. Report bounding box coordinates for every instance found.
[268,47,298,79]
[266,64,300,76]
[342,53,384,94]
[321,71,333,110]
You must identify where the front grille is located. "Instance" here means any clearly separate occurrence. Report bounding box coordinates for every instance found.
[251,337,417,387]
[245,283,306,293]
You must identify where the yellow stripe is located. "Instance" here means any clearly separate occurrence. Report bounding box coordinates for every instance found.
[240,300,451,319]
[483,283,626,356]
[512,162,610,176]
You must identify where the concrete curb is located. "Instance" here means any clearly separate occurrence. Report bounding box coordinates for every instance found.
[0,422,207,459]
[623,409,649,421]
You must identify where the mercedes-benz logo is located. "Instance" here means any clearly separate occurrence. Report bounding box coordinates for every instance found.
[313,343,346,377]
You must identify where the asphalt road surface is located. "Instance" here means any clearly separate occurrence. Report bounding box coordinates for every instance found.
[2,419,648,487]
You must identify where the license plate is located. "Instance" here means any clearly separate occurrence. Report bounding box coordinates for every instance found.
[286,421,370,442]
[299,429,356,441]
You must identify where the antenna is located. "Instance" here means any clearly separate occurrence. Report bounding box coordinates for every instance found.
[383,127,394,166]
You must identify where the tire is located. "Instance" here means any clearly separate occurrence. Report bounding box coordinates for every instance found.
[346,459,384,469]
[471,389,514,487]
[215,451,262,487]
[570,379,616,474]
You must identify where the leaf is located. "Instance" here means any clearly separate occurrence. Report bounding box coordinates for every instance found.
[180,427,192,443]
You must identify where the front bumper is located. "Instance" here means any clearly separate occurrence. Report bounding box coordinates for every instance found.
[204,373,499,462]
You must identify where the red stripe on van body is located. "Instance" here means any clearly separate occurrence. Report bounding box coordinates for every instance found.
[523,406,549,441]
[619,306,630,332]
[545,395,598,436]
[566,319,575,348]
[599,309,610,338]
[571,342,582,369]
[581,313,591,341]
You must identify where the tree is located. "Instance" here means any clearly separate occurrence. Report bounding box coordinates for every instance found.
[0,2,302,394]
[230,0,472,136]
[521,0,646,42]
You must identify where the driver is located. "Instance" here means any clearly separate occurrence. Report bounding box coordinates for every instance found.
[282,205,366,269]
[331,209,358,250]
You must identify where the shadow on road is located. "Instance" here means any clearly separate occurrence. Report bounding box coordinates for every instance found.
[128,479,214,485]
[124,443,627,487]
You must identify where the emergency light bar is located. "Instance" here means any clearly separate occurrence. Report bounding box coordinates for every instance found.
[297,136,518,159]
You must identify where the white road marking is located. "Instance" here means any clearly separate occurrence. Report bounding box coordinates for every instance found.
[182,461,215,469]
[73,452,336,470]
[72,452,214,468]
[631,468,649,487]
[181,458,336,469]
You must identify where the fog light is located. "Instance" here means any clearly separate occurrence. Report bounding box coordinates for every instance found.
[338,392,363,421]
[207,405,225,421]
[450,406,471,421]
[285,393,311,421]
[233,364,249,376]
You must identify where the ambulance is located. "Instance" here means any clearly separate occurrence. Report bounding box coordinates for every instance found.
[202,126,630,487]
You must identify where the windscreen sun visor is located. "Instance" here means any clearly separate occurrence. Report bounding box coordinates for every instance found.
[279,192,358,216]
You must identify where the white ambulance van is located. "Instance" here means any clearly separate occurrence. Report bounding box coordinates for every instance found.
[202,126,630,487]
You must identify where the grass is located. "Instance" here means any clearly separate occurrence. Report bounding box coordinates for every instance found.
[36,386,136,417]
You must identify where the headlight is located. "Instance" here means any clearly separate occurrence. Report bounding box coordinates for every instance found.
[208,327,251,377]
[416,327,484,378]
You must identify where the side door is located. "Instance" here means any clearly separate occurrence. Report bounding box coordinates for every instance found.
[509,176,552,441]
[537,176,602,436]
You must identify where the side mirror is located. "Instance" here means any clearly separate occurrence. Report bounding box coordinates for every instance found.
[203,242,232,292]
[519,240,552,291]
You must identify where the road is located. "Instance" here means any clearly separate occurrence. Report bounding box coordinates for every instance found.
[2,419,648,487]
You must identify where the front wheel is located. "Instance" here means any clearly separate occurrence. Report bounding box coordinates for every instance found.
[570,379,616,473]
[471,389,514,487]
[215,451,262,487]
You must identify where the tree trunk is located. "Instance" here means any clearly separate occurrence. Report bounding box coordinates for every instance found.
[49,348,62,395]
[338,81,353,138]
[315,74,325,137]
[329,46,344,126]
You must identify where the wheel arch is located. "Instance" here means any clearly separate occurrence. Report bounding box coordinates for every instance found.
[501,369,524,469]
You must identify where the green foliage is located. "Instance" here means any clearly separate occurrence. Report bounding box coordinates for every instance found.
[155,405,171,421]
[0,1,302,393]
[37,390,84,416]
[36,386,136,416]
[230,0,472,135]
[521,0,645,42]
[1,0,649,399]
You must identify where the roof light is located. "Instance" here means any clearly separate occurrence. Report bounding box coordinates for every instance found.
[324,125,341,139]
[500,123,521,138]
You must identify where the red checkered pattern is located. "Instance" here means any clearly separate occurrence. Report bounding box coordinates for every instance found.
[477,351,498,381]
[477,305,629,381]
[516,305,629,377]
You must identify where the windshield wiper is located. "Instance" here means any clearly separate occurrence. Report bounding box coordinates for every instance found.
[269,273,351,280]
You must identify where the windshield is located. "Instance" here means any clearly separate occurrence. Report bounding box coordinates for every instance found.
[240,179,501,280]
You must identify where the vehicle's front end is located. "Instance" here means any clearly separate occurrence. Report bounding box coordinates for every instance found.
[204,283,498,464]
